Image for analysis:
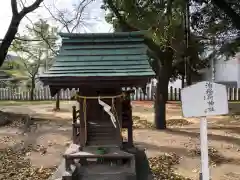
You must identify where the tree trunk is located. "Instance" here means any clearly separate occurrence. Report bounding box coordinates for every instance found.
[154,68,171,129]
[55,92,60,111]
[154,50,172,129]
[181,74,185,88]
[0,16,21,66]
[186,56,193,86]
[30,77,35,101]
[186,74,192,86]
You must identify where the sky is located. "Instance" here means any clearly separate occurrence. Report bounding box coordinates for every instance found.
[0,0,113,38]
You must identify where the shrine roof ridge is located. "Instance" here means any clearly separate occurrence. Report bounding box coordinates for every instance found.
[59,31,146,39]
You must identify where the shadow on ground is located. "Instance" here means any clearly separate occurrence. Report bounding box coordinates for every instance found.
[165,128,240,146]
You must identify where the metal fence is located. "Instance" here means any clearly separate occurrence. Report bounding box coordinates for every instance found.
[0,85,239,101]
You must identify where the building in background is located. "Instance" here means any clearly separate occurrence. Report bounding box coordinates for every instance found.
[194,53,240,88]
[152,53,240,90]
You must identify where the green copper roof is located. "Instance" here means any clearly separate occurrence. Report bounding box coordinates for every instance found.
[40,31,154,79]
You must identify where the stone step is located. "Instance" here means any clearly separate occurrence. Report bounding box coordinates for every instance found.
[87,139,118,146]
[87,131,118,144]
[87,121,119,146]
[87,129,116,134]
[87,128,116,133]
[87,125,115,131]
[87,133,116,139]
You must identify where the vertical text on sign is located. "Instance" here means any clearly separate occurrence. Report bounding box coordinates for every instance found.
[204,82,215,114]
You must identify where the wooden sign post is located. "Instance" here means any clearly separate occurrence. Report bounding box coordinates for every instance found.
[181,81,229,180]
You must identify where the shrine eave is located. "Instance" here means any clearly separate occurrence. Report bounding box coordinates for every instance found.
[40,75,153,89]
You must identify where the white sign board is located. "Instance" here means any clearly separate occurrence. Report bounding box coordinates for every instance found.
[181,81,229,118]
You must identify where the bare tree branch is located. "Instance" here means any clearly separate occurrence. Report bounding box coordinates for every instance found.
[18,0,26,9]
[14,51,35,77]
[26,26,58,56]
[71,0,93,32]
[13,42,43,77]
[43,0,94,33]
[43,2,71,33]
[19,0,44,18]
[24,15,58,55]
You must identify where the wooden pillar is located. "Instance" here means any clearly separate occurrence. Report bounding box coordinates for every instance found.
[72,106,77,122]
[127,93,133,147]
[122,91,134,147]
[128,114,133,146]
[72,106,77,144]
[115,96,122,147]
[78,98,86,149]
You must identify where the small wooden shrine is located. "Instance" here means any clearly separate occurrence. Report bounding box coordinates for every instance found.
[39,32,154,180]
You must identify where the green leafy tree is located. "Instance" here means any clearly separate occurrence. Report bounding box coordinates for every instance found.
[103,0,205,129]
[11,20,59,100]
[206,0,240,30]
[104,0,240,129]
[192,0,240,60]
[26,19,59,69]
[28,19,60,109]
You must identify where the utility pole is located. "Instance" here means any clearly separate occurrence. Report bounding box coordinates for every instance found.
[184,0,192,86]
